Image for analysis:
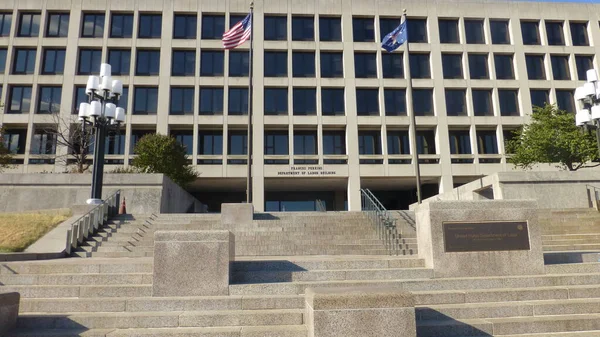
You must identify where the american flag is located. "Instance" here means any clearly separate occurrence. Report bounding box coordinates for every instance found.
[222,13,252,50]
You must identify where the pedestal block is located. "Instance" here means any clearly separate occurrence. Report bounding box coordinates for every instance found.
[0,292,19,335]
[221,203,254,227]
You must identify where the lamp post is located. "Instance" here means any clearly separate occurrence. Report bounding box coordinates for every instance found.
[78,63,126,205]
[575,69,600,155]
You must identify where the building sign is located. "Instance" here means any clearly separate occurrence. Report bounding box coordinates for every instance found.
[443,221,530,252]
[277,166,338,176]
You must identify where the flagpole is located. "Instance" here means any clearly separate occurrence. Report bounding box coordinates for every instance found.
[246,2,254,204]
[403,9,422,204]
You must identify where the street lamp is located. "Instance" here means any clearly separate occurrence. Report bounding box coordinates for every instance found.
[79,63,126,205]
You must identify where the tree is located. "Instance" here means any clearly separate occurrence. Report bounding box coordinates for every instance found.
[506,104,599,171]
[46,111,94,173]
[131,133,198,186]
[0,126,14,172]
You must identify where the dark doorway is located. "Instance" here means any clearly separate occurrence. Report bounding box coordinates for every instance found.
[265,191,337,212]
[369,183,439,210]
[192,191,246,213]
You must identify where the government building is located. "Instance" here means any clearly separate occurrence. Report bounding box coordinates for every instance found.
[0,0,596,212]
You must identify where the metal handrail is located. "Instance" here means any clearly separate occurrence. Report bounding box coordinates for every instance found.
[360,188,401,255]
[586,184,600,210]
[316,199,326,212]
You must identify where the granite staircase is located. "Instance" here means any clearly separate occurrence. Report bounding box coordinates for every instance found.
[540,208,600,253]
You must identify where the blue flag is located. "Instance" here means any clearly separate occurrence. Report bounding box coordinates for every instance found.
[381,19,407,52]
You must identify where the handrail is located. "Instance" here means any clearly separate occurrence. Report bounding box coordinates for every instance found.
[316,199,326,212]
[586,185,600,211]
[360,188,401,256]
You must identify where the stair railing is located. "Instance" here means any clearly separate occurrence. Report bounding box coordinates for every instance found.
[360,188,401,255]
[316,199,327,212]
[586,185,600,211]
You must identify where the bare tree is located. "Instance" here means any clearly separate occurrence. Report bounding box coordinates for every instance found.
[45,111,95,173]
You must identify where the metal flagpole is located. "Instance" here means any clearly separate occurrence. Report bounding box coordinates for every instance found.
[246,2,254,204]
[403,9,422,204]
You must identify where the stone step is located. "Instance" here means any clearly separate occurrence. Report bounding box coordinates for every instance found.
[87,252,154,258]
[543,244,600,251]
[232,256,425,271]
[0,259,153,274]
[2,285,152,298]
[543,234,600,241]
[542,239,600,245]
[0,273,152,285]
[232,267,433,283]
[545,262,600,274]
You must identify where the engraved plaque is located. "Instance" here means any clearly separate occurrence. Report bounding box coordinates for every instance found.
[443,221,530,253]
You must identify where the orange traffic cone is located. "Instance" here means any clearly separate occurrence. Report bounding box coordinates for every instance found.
[119,198,127,215]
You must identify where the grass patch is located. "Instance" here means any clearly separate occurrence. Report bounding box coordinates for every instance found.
[0,209,72,253]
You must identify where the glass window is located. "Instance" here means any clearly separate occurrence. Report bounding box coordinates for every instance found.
[449,131,471,154]
[521,21,540,45]
[354,53,377,78]
[18,13,40,37]
[465,19,484,44]
[46,13,69,37]
[111,13,133,38]
[358,131,382,155]
[380,18,400,41]
[130,130,156,153]
[294,131,317,155]
[413,89,434,116]
[387,130,410,155]
[74,86,87,113]
[526,54,546,80]
[321,52,343,78]
[292,52,315,78]
[494,54,514,80]
[81,13,104,38]
[3,129,26,154]
[499,89,519,116]
[575,55,594,81]
[199,87,223,115]
[42,49,65,75]
[136,50,160,76]
[200,50,224,76]
[198,130,223,155]
[353,17,374,42]
[229,14,246,28]
[37,86,61,114]
[551,55,570,80]
[293,88,316,115]
[138,14,162,38]
[264,131,289,155]
[264,51,287,77]
[477,130,498,154]
[530,89,549,108]
[469,54,489,79]
[133,87,158,114]
[545,21,564,46]
[8,86,32,113]
[490,20,510,44]
[117,87,129,110]
[445,89,467,116]
[0,13,11,37]
[407,18,427,43]
[201,14,224,40]
[78,49,101,75]
[439,19,459,43]
[417,130,436,154]
[292,16,313,41]
[104,132,125,155]
[409,53,430,79]
[442,53,463,79]
[0,48,6,73]
[356,89,379,116]
[319,16,341,41]
[322,88,344,116]
[323,130,346,155]
[170,87,195,115]
[108,49,130,75]
[170,130,193,155]
[472,89,493,116]
[229,51,249,77]
[556,89,575,113]
[570,22,589,46]
[174,14,197,39]
[384,89,406,116]
[265,16,287,40]
[172,50,195,76]
[265,88,288,115]
[13,49,36,74]
[31,129,56,155]
[382,53,403,79]
[228,87,248,115]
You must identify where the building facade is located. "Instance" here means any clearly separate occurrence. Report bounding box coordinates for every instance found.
[0,0,597,212]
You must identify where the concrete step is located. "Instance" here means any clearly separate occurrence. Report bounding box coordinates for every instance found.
[0,273,152,285]
[233,256,426,270]
[232,267,433,283]
[542,239,600,245]
[0,258,153,274]
[8,326,307,337]
[2,285,152,298]
[543,234,600,241]
[543,244,600,251]
[87,252,154,258]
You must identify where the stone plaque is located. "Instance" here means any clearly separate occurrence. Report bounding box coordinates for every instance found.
[443,221,530,252]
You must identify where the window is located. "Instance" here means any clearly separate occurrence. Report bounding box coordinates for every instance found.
[74,86,87,113]
[138,14,162,38]
[499,89,519,116]
[200,51,224,76]
[521,21,540,45]
[575,55,594,81]
[110,13,133,38]
[321,52,343,78]
[556,89,575,113]
[465,19,484,44]
[105,133,126,155]
[439,19,459,43]
[413,89,434,116]
[198,130,223,155]
[202,15,224,39]
[353,17,374,42]
[384,89,406,116]
[530,89,549,108]
[108,49,131,75]
[172,50,195,76]
[46,13,69,37]
[264,51,287,77]
[229,14,246,28]
[416,130,436,154]
[380,18,400,41]
[42,49,65,75]
[13,49,36,74]
[9,86,32,113]
[133,87,158,114]
[18,13,40,37]
[449,131,471,154]
[228,88,248,115]
[354,53,377,78]
[387,131,410,155]
[265,88,288,115]
[294,131,317,155]
[292,52,315,77]
[117,87,129,110]
[292,16,313,41]
[382,53,403,78]
[264,131,289,155]
[409,53,430,79]
[477,130,498,154]
[265,16,287,40]
[170,130,193,155]
[3,129,26,154]
[494,54,514,80]
[81,13,104,38]
[407,18,427,43]
[322,88,344,116]
[229,51,249,77]
[319,17,341,41]
[551,55,570,80]
[469,54,489,79]
[490,20,510,44]
[293,88,316,115]
[445,89,467,116]
[37,86,61,114]
[545,21,564,46]
[199,87,223,115]
[31,130,56,155]
[358,131,382,155]
[174,14,196,39]
[78,49,101,75]
[0,13,11,37]
[472,89,493,116]
[136,50,160,76]
[170,87,195,115]
[570,22,589,46]
[356,89,379,116]
[130,130,156,153]
[0,48,5,73]
[526,54,546,80]
[442,54,463,79]
[323,130,346,158]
